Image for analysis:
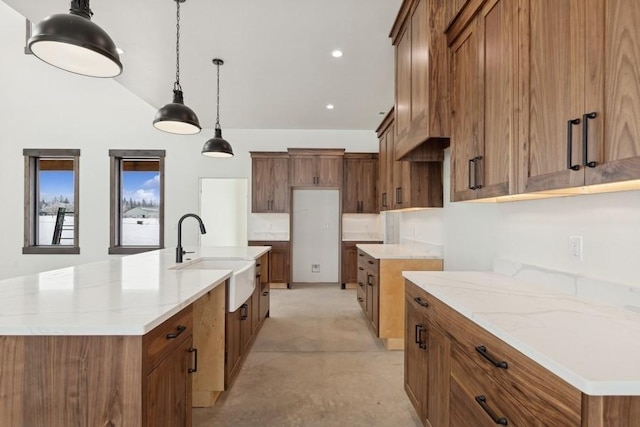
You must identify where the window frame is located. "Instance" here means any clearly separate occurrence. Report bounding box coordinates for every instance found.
[109,149,165,255]
[23,148,80,255]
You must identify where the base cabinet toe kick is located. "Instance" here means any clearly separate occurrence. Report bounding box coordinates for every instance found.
[404,279,640,427]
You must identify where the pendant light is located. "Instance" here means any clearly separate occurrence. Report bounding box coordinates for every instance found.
[27,0,122,78]
[202,59,234,158]
[153,0,201,135]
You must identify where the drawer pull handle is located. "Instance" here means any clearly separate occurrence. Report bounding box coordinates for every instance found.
[476,346,508,369]
[262,291,269,296]
[358,282,364,287]
[475,395,508,425]
[367,260,374,265]
[166,325,187,339]
[358,267,364,271]
[359,253,364,257]
[358,297,364,302]
[367,274,373,286]
[188,347,198,373]
[240,303,249,320]
[414,297,429,308]
[415,324,427,350]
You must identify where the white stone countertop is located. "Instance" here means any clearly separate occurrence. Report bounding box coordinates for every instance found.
[0,246,271,336]
[403,270,640,396]
[342,232,383,242]
[356,243,443,260]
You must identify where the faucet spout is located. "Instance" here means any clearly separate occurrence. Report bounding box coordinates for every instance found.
[176,213,207,263]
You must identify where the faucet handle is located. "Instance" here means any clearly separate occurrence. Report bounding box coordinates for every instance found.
[183,250,194,254]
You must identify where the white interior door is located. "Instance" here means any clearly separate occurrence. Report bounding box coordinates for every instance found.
[199,178,248,246]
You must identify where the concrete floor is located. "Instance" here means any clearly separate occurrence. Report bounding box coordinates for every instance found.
[193,283,422,427]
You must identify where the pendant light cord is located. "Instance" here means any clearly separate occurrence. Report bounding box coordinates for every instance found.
[215,61,221,130]
[174,0,182,91]
[69,0,93,19]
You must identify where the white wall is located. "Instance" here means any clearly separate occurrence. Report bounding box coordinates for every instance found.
[401,149,640,287]
[200,178,248,246]
[291,190,340,283]
[0,3,379,280]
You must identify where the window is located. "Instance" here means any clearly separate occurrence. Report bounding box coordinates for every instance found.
[109,150,165,255]
[23,149,80,254]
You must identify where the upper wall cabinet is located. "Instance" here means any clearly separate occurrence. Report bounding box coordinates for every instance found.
[288,148,344,188]
[343,153,379,214]
[377,110,395,211]
[521,0,640,193]
[250,152,290,213]
[448,0,517,202]
[390,0,450,161]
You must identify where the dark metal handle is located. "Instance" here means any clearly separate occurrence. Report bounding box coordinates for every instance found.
[358,297,364,302]
[358,281,364,287]
[368,260,374,265]
[240,303,248,320]
[475,346,508,369]
[166,325,187,339]
[396,187,403,204]
[359,253,364,257]
[367,274,373,286]
[382,192,387,207]
[414,324,421,344]
[415,325,427,350]
[475,396,508,425]
[414,297,428,308]
[188,347,198,373]
[567,118,581,171]
[468,158,477,190]
[358,266,364,271]
[583,112,597,168]
[473,156,484,189]
[262,291,269,296]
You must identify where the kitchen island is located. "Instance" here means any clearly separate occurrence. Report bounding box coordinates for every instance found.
[0,246,270,427]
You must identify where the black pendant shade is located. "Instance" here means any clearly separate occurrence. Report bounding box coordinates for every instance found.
[202,128,234,158]
[153,88,201,135]
[202,58,234,158]
[28,1,122,78]
[153,0,201,135]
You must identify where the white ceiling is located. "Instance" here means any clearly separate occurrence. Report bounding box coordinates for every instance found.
[4,0,401,130]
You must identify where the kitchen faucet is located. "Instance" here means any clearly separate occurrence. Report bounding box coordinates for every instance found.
[176,213,207,263]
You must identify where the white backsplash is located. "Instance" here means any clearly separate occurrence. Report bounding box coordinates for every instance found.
[342,214,383,241]
[248,213,290,241]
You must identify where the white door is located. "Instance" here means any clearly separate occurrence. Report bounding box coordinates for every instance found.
[199,178,248,246]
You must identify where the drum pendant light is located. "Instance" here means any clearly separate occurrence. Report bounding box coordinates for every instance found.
[202,59,234,158]
[28,0,122,78]
[153,0,201,135]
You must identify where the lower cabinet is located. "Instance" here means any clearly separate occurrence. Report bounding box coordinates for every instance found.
[357,249,443,350]
[341,240,382,288]
[249,241,290,288]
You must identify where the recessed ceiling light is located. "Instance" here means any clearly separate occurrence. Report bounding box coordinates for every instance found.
[331,50,343,58]
[326,104,335,110]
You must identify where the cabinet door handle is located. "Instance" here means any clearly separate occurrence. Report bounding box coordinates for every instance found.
[382,192,387,208]
[582,112,597,168]
[475,346,508,369]
[166,325,187,339]
[358,297,364,302]
[358,281,364,287]
[567,118,581,171]
[468,158,477,190]
[473,156,484,189]
[367,260,374,265]
[475,396,508,425]
[262,291,269,296]
[367,274,373,286]
[358,266,364,271]
[359,253,364,257]
[414,297,428,308]
[188,347,198,373]
[395,187,403,204]
[415,324,427,350]
[240,303,248,320]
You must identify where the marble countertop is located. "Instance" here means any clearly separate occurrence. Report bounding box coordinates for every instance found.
[342,232,383,242]
[356,243,443,260]
[0,246,271,336]
[403,270,640,396]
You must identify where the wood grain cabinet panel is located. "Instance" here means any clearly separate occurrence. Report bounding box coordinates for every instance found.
[288,149,344,188]
[250,152,290,213]
[249,241,290,288]
[343,153,379,213]
[391,0,450,161]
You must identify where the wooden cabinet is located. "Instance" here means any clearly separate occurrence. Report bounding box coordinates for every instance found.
[404,291,429,422]
[341,240,383,288]
[521,0,640,193]
[390,0,450,161]
[343,153,379,213]
[357,249,443,350]
[250,152,290,213]
[249,241,290,288]
[288,148,344,188]
[376,110,444,211]
[449,0,517,202]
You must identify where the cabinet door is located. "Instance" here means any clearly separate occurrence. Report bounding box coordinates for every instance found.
[240,301,252,353]
[360,158,378,213]
[369,270,379,335]
[522,0,586,192]
[270,157,290,212]
[427,325,450,427]
[451,20,482,201]
[405,296,428,422]
[475,0,515,199]
[379,133,389,211]
[290,155,317,186]
[259,282,270,320]
[341,242,358,284]
[317,156,343,187]
[251,158,273,213]
[584,0,640,186]
[343,158,361,213]
[269,243,290,286]
[396,24,412,144]
[225,309,242,385]
[146,337,193,427]
[251,280,261,334]
[386,126,396,209]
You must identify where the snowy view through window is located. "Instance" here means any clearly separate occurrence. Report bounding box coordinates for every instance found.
[38,169,74,245]
[121,162,160,246]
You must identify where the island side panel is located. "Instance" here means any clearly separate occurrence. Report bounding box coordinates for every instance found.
[22,335,143,426]
[0,336,24,427]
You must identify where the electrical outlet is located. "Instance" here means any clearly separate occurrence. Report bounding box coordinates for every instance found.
[311,264,320,273]
[569,236,583,261]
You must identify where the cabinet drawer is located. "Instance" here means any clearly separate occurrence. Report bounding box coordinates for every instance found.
[451,344,537,427]
[144,305,193,373]
[357,285,366,312]
[405,280,450,333]
[449,310,580,426]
